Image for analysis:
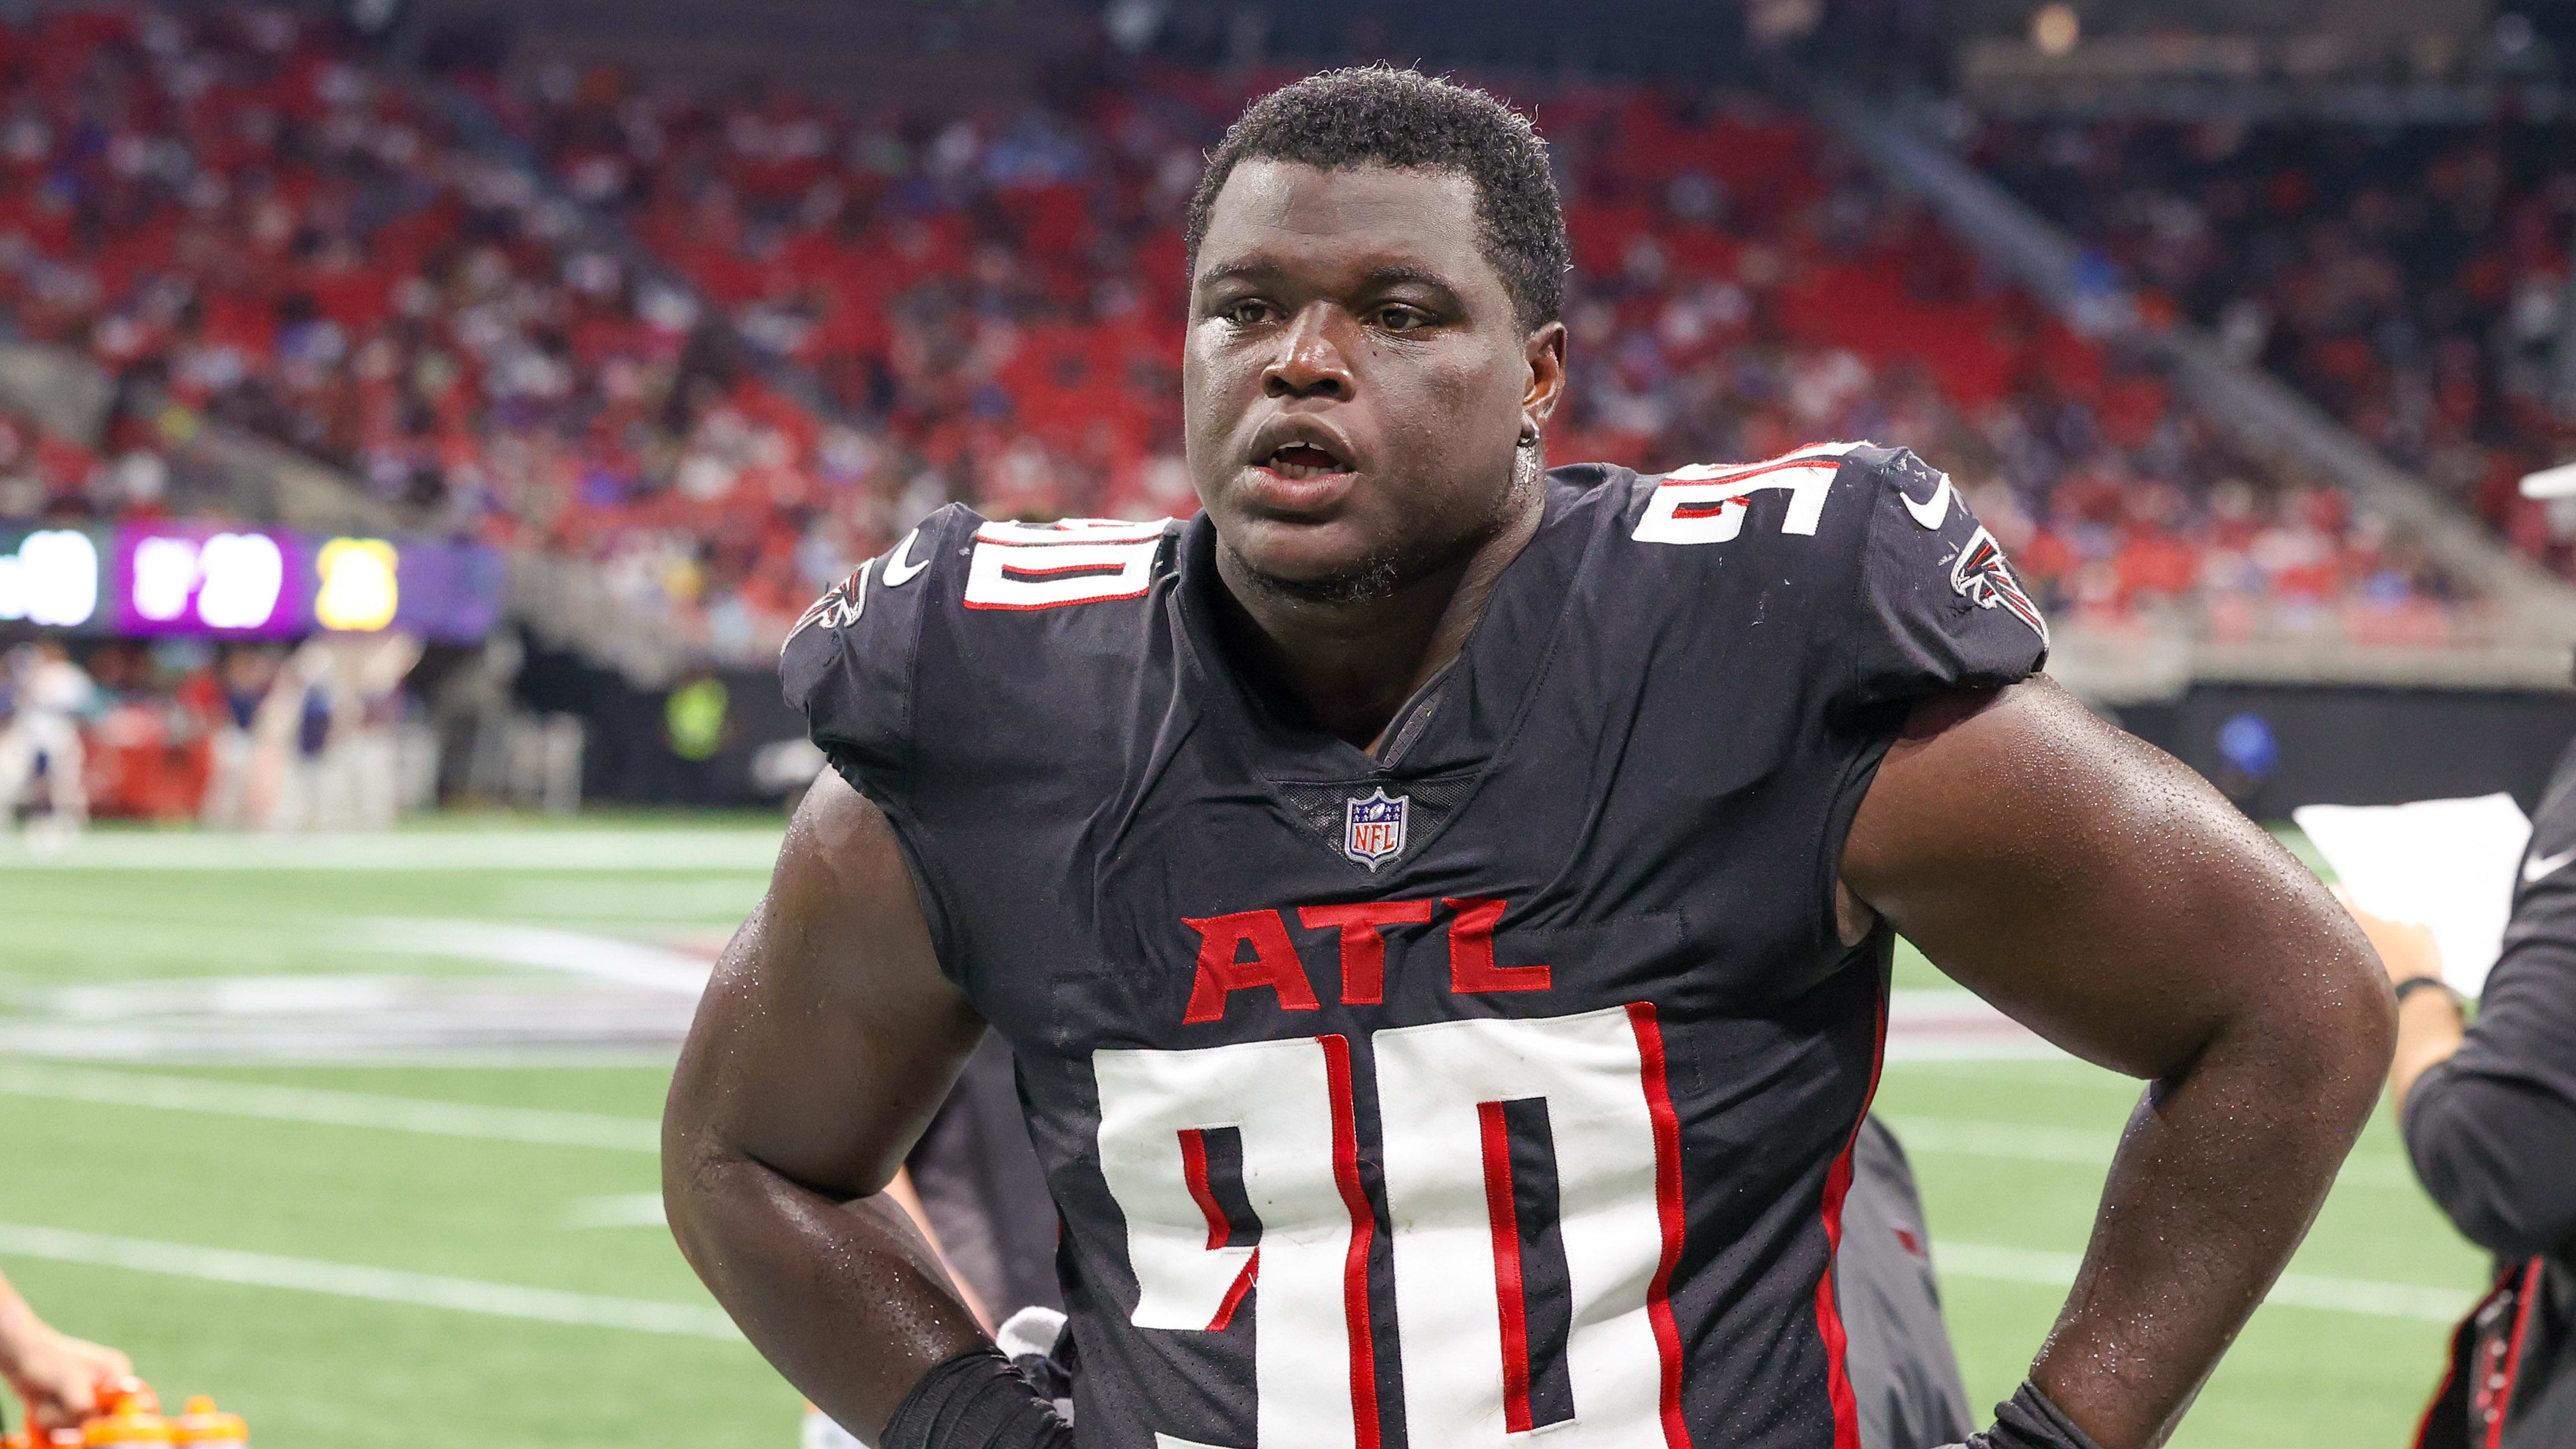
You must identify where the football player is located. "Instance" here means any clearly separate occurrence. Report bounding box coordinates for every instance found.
[664,68,2395,1449]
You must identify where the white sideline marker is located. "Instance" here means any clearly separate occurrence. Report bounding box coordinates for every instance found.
[1935,1241,2472,1323]
[1885,1115,2419,1190]
[0,1062,658,1152]
[0,1223,739,1340]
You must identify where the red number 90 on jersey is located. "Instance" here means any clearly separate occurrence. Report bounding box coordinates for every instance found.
[1094,1004,1689,1449]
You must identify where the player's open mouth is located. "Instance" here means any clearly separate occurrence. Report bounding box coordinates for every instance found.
[1258,443,1353,481]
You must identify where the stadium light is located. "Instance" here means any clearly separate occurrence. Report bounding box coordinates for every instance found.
[2032,2,2081,57]
[196,532,287,631]
[0,529,101,628]
[2520,461,2576,499]
[315,537,401,632]
[131,535,200,622]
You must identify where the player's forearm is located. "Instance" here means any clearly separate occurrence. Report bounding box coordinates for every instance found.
[2030,998,2389,1447]
[665,1142,987,1441]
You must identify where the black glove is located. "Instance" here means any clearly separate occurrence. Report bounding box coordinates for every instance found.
[1939,1380,2113,1449]
[879,1345,1074,1449]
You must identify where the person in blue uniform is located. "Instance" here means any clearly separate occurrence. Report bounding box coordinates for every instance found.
[661,67,2395,1449]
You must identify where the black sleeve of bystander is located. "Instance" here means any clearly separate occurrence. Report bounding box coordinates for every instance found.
[2407,747,2576,1263]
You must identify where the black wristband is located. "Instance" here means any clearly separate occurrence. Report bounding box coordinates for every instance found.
[879,1346,1073,1449]
[2393,976,2458,1009]
[1958,1380,2113,1449]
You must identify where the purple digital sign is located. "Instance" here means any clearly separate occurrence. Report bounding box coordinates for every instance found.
[390,540,507,643]
[114,525,308,639]
[99,525,502,642]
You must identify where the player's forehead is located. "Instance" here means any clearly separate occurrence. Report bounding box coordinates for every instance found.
[1192,159,1505,307]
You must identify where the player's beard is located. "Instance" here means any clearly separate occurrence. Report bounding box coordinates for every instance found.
[1240,441,1545,609]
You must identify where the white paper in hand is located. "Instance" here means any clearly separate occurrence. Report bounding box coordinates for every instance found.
[2291,793,2530,998]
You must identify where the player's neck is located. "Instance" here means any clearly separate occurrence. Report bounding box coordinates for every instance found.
[1213,490,1545,756]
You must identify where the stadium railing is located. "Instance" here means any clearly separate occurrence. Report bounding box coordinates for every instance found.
[0,335,396,538]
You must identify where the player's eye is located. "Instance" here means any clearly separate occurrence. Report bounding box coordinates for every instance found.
[1218,299,1273,326]
[1376,304,1431,332]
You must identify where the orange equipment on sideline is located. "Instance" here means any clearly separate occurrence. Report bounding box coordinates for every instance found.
[76,1380,165,1448]
[0,1378,244,1449]
[167,1399,245,1449]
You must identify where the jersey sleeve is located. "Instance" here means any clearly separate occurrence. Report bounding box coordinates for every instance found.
[1840,446,2050,713]
[777,504,970,799]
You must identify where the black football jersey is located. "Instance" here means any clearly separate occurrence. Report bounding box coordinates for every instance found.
[783,444,2047,1449]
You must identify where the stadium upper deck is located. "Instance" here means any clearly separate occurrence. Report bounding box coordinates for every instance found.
[0,6,2486,667]
[1974,116,2576,584]
[517,62,2479,652]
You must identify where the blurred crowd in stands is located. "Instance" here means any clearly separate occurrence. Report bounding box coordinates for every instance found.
[0,633,420,833]
[0,6,843,662]
[1978,118,2576,580]
[517,59,2460,648]
[0,6,2472,675]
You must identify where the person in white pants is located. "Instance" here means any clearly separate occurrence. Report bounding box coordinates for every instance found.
[0,642,94,832]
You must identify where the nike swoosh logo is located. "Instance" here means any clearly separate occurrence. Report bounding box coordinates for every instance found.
[1897,474,1958,531]
[882,528,929,587]
[2527,847,2576,884]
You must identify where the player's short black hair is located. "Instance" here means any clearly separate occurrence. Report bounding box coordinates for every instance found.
[1185,65,1569,332]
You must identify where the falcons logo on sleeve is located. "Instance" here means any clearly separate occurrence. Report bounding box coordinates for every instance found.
[1949,527,2049,647]
[786,558,871,650]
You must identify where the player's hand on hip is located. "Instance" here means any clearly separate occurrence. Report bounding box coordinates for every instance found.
[0,1320,131,1429]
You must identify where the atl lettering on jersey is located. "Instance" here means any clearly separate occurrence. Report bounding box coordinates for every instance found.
[784,444,2046,1449]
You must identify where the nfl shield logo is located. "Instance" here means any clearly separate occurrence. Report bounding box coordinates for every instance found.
[1343,788,1410,870]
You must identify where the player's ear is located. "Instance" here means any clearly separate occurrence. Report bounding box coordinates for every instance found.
[1522,319,1568,435]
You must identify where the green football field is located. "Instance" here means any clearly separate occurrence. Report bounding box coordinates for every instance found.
[0,821,2489,1448]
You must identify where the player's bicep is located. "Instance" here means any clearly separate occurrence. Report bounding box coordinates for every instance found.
[1838,677,2372,1079]
[667,770,985,1197]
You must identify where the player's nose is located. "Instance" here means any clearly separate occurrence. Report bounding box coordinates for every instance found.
[1262,303,1354,400]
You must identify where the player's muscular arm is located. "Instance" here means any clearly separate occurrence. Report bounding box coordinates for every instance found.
[1840,678,2396,1449]
[663,771,990,1440]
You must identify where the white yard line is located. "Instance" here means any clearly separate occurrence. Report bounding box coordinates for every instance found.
[565,1193,670,1229]
[0,1223,737,1339]
[0,1074,2460,1327]
[1936,1241,2472,1323]
[0,1062,658,1152]
[1884,1114,2419,1190]
[354,919,714,995]
[0,1220,2455,1339]
[0,831,783,872]
[1883,1060,2151,1089]
[0,1064,2421,1192]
